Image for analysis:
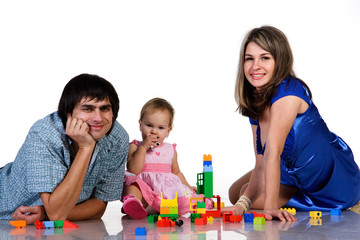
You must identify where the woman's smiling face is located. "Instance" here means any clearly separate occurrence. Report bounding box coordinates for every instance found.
[244,41,275,90]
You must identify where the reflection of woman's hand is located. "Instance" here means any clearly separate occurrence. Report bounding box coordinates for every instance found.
[66,116,95,149]
[221,205,244,216]
[263,208,297,222]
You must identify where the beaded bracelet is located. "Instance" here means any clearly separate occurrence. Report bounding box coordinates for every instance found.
[235,195,252,212]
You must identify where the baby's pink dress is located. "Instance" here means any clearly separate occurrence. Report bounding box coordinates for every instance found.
[124,140,195,215]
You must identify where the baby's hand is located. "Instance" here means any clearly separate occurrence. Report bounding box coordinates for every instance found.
[141,133,160,150]
[190,186,197,193]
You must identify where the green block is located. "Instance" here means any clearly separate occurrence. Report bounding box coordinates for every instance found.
[204,172,213,198]
[54,220,64,228]
[254,217,266,225]
[148,215,158,222]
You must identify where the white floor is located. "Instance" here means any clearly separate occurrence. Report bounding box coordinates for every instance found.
[1,201,359,240]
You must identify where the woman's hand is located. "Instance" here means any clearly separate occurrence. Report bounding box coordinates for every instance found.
[11,205,45,224]
[221,205,244,216]
[263,208,297,222]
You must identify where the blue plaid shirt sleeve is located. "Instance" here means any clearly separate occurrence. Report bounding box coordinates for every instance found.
[24,120,70,193]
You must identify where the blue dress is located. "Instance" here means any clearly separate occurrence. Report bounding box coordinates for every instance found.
[250,77,360,211]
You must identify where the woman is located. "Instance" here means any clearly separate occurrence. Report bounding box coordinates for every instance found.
[222,26,360,222]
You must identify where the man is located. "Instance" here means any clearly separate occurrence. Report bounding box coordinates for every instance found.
[0,74,128,223]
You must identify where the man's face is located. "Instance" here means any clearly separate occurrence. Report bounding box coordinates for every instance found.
[71,97,113,141]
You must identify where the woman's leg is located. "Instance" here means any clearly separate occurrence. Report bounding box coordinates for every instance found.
[228,170,297,209]
[228,170,252,205]
[251,184,298,209]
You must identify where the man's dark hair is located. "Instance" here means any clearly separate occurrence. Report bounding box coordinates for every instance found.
[58,73,119,129]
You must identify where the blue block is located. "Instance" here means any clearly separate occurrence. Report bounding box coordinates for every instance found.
[43,221,54,229]
[135,227,147,235]
[203,161,212,166]
[244,213,254,223]
[330,209,342,216]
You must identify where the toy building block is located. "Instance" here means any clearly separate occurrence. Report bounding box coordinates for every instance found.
[214,202,225,209]
[249,211,265,218]
[229,215,242,222]
[207,216,214,223]
[205,195,221,218]
[160,192,178,218]
[157,217,176,227]
[63,220,79,228]
[330,209,342,216]
[135,227,147,236]
[10,220,26,228]
[191,213,201,223]
[190,196,204,213]
[309,211,322,219]
[54,220,64,228]
[244,213,255,222]
[194,215,207,225]
[203,154,212,161]
[222,211,233,223]
[148,215,159,222]
[253,217,266,225]
[35,219,45,229]
[196,201,206,214]
[43,221,55,229]
[280,207,296,215]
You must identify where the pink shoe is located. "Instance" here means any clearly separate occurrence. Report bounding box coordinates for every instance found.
[122,195,147,220]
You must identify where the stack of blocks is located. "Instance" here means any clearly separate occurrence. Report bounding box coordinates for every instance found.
[197,154,213,198]
[159,192,178,218]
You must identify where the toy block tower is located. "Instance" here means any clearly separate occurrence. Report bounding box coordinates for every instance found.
[197,154,213,198]
[160,192,178,218]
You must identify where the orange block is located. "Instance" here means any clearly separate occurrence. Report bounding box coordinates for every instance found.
[10,220,26,228]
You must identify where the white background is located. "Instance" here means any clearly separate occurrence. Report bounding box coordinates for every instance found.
[0,0,359,201]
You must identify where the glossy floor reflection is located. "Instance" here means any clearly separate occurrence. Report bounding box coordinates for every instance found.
[1,202,359,240]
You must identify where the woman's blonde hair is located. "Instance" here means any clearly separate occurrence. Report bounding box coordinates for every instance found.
[140,98,175,129]
[235,26,311,118]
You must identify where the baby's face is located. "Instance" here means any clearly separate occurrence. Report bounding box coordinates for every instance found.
[140,110,171,145]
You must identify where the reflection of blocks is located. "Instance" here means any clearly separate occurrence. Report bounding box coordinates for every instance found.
[330,209,341,216]
[310,218,322,225]
[254,217,266,225]
[244,213,255,222]
[254,224,266,231]
[309,211,322,219]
